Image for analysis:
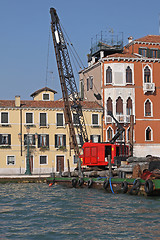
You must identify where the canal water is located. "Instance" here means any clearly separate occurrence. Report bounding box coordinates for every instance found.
[0,183,160,240]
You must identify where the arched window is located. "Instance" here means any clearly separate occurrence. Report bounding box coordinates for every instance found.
[107,97,113,113]
[144,66,151,83]
[107,127,113,141]
[106,66,112,84]
[145,99,151,116]
[116,97,123,115]
[126,66,132,83]
[145,127,152,141]
[126,97,132,115]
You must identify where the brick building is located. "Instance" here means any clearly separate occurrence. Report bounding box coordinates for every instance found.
[79,35,160,157]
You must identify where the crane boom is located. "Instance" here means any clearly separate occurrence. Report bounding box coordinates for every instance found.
[50,8,88,157]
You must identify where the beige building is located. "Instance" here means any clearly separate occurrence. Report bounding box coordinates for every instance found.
[0,87,102,175]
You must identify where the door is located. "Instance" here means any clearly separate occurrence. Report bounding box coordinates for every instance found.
[29,155,33,173]
[56,156,64,172]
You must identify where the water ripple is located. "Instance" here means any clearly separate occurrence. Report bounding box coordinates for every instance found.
[0,183,160,239]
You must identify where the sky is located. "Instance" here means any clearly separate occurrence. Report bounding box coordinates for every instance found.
[0,0,160,100]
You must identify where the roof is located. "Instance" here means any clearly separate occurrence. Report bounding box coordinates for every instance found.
[30,87,57,97]
[134,35,160,44]
[0,100,103,110]
[104,52,140,59]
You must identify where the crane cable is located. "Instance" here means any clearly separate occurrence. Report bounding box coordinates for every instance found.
[45,27,51,87]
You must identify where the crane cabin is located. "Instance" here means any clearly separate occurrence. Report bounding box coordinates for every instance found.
[81,142,129,167]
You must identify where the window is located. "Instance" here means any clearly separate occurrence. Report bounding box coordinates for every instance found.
[107,128,113,141]
[116,97,123,115]
[106,66,112,84]
[126,97,132,115]
[87,78,89,91]
[55,134,66,148]
[1,112,8,124]
[43,93,50,101]
[0,134,11,145]
[90,135,100,143]
[24,134,35,146]
[144,66,151,83]
[26,113,33,124]
[151,49,158,58]
[92,114,98,126]
[126,66,132,84]
[40,156,47,165]
[139,48,147,57]
[107,97,113,113]
[7,156,15,165]
[38,134,49,148]
[145,100,151,116]
[40,113,47,127]
[80,80,84,99]
[145,127,152,141]
[56,113,64,127]
[90,76,93,89]
[73,155,78,164]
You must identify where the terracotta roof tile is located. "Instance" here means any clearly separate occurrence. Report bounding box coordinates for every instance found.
[105,52,139,58]
[135,35,160,44]
[0,100,103,110]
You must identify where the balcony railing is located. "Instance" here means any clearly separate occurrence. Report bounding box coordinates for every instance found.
[106,115,135,124]
[143,83,155,93]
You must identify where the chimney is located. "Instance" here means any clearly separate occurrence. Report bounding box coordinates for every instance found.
[128,36,133,43]
[15,96,21,107]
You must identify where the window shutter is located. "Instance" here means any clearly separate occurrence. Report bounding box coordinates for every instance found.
[146,48,151,58]
[8,134,11,145]
[63,135,66,147]
[46,135,49,147]
[1,113,8,123]
[116,97,123,114]
[0,134,2,144]
[40,113,46,126]
[32,135,35,145]
[98,135,101,143]
[57,113,63,126]
[138,48,142,55]
[24,134,27,145]
[90,135,93,142]
[38,135,40,148]
[107,98,113,112]
[158,50,160,58]
[55,135,57,148]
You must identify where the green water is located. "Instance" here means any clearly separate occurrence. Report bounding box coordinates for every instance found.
[0,183,160,239]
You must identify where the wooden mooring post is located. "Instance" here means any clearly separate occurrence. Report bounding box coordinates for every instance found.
[108,155,112,178]
[67,159,71,177]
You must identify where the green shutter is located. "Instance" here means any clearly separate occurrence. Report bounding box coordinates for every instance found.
[157,50,160,58]
[138,48,142,55]
[146,48,151,58]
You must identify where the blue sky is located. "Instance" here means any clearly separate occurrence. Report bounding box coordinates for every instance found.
[0,0,160,100]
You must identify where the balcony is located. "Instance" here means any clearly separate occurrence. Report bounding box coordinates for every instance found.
[143,83,155,94]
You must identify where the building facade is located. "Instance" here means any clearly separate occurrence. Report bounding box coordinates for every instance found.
[0,87,102,175]
[79,35,160,157]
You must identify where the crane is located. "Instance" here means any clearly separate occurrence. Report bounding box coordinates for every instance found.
[50,8,88,161]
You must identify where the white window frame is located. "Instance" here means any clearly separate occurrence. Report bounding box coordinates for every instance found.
[145,126,153,142]
[144,99,153,117]
[39,155,48,165]
[91,113,99,126]
[6,155,15,165]
[39,112,48,127]
[25,112,34,125]
[43,93,50,101]
[0,112,9,125]
[56,112,64,127]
